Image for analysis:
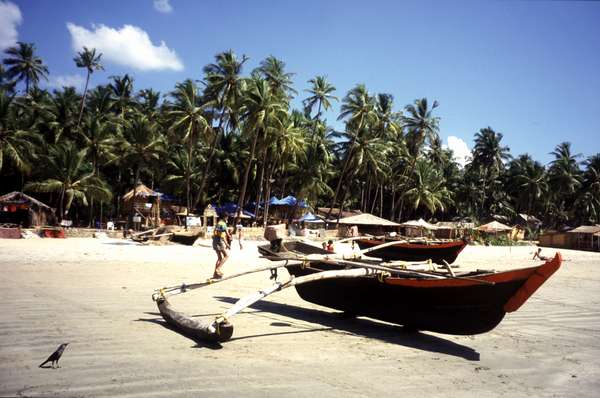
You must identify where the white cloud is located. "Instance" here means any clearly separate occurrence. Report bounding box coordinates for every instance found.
[153,0,173,13]
[48,74,86,91]
[66,23,184,71]
[444,136,472,167]
[0,1,22,50]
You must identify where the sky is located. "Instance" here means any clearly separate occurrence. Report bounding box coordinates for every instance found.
[1,0,599,166]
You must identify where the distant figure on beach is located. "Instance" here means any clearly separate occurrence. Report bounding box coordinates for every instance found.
[236,222,244,250]
[326,239,334,253]
[533,248,549,261]
[212,216,232,279]
[350,225,359,237]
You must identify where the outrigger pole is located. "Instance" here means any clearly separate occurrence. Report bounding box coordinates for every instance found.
[154,267,377,342]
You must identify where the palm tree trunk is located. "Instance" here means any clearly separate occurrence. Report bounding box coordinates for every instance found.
[235,127,261,226]
[370,183,378,214]
[77,71,91,128]
[326,145,354,219]
[263,162,276,227]
[254,149,267,222]
[58,186,65,222]
[380,185,384,218]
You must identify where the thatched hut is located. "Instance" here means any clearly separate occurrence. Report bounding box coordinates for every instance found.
[566,225,600,251]
[122,183,162,228]
[0,191,56,228]
[476,221,513,239]
[337,213,400,236]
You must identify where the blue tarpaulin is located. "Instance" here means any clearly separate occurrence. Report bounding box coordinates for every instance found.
[214,202,255,218]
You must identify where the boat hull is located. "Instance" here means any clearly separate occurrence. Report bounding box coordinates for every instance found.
[285,254,561,335]
[356,238,466,264]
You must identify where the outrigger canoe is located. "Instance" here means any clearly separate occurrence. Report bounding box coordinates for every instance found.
[152,239,561,342]
[258,240,561,335]
[354,237,467,264]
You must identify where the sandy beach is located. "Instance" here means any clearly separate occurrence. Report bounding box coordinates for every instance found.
[0,237,599,397]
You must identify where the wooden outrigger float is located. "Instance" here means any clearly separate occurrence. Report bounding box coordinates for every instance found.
[152,239,561,342]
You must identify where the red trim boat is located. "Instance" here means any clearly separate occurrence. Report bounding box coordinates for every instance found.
[355,237,467,264]
[259,241,561,335]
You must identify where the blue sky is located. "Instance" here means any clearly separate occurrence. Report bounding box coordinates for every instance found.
[2,0,599,165]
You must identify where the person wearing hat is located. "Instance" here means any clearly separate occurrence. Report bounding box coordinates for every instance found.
[212,215,232,278]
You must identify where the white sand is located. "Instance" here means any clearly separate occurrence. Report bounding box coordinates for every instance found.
[0,238,599,397]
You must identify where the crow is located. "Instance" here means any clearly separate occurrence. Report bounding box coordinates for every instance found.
[39,343,69,369]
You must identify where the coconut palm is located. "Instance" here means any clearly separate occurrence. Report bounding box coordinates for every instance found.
[235,78,287,224]
[24,141,112,220]
[402,158,453,217]
[199,51,249,203]
[403,98,440,157]
[327,84,377,217]
[303,76,337,121]
[2,42,49,94]
[255,56,297,100]
[109,74,134,118]
[168,79,209,213]
[120,113,166,219]
[74,47,103,127]
[0,89,41,173]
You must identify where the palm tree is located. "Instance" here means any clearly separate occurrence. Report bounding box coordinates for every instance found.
[235,78,287,224]
[547,142,581,225]
[471,127,511,218]
[121,113,166,221]
[255,56,297,100]
[327,84,377,218]
[512,154,548,217]
[303,76,337,121]
[2,42,49,94]
[0,89,41,173]
[200,50,248,203]
[403,98,440,157]
[74,47,104,127]
[24,141,112,220]
[168,79,209,214]
[109,74,134,118]
[402,159,453,217]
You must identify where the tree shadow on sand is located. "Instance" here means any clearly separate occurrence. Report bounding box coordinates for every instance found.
[214,296,481,361]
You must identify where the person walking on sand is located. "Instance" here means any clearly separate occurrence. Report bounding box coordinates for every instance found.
[212,216,232,279]
[236,221,244,250]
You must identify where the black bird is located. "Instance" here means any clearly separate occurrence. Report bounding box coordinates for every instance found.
[39,343,69,369]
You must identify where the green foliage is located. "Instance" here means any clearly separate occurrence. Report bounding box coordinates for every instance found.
[0,43,598,229]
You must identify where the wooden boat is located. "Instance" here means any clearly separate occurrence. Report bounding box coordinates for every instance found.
[355,237,467,264]
[258,240,561,335]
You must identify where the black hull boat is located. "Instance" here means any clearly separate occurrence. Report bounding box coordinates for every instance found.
[153,240,561,343]
[355,237,467,264]
[258,241,561,335]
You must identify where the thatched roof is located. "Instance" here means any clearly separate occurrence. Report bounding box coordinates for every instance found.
[477,221,513,232]
[401,218,438,230]
[518,213,542,225]
[337,213,400,226]
[316,207,362,219]
[0,191,52,210]
[435,221,475,229]
[123,184,160,202]
[567,225,600,234]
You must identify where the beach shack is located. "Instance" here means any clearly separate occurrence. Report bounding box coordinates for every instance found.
[0,191,56,228]
[476,221,514,239]
[401,218,438,237]
[122,183,162,228]
[337,213,400,236]
[566,225,600,251]
[433,221,475,239]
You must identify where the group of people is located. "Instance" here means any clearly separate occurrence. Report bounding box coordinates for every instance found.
[211,216,243,279]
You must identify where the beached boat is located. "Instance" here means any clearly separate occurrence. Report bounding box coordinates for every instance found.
[258,240,561,335]
[354,237,467,264]
[153,239,561,342]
